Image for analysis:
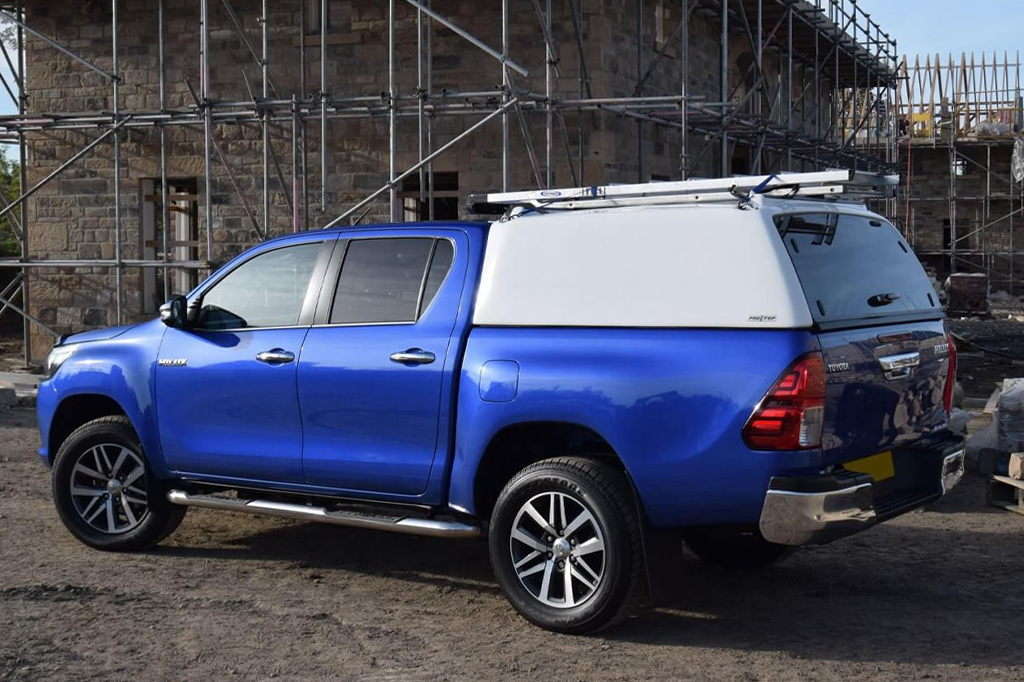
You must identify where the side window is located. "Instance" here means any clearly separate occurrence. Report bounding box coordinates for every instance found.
[329,238,455,324]
[198,242,323,330]
[420,239,454,315]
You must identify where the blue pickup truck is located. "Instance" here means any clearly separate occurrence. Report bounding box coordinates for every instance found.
[37,172,964,633]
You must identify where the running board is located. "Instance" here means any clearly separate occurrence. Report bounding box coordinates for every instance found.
[166,490,481,539]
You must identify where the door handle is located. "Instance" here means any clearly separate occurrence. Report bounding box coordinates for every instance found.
[256,348,295,364]
[877,351,919,380]
[390,348,436,365]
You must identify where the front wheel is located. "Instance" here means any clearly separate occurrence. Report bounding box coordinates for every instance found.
[683,528,794,569]
[488,457,644,634]
[52,416,186,551]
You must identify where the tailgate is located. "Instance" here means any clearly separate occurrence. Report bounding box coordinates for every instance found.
[817,320,950,466]
[773,211,950,467]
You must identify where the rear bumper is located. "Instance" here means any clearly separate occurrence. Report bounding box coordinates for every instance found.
[759,436,965,546]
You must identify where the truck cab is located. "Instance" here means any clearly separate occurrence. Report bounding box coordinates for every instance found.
[37,170,964,633]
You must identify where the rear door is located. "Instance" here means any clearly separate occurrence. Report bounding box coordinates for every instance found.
[297,229,468,496]
[777,212,951,466]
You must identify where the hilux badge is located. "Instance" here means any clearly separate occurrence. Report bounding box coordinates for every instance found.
[158,358,188,367]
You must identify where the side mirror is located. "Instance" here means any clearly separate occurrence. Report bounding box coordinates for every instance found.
[159,295,189,329]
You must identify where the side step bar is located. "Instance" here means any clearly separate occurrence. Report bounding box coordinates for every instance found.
[166,490,481,539]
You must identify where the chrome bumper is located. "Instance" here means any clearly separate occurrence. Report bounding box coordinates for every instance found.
[759,445,966,546]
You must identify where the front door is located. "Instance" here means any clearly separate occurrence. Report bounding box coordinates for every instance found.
[298,230,467,496]
[156,236,334,483]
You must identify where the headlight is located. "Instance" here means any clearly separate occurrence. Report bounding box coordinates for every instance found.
[46,345,76,377]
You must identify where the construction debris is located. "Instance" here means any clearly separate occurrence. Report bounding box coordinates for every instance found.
[945,273,990,317]
[966,423,998,470]
[988,476,1024,516]
[965,378,1024,477]
[996,381,1024,458]
[947,407,971,435]
[1010,453,1024,481]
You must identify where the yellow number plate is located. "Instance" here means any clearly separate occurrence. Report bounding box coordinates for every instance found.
[844,451,895,482]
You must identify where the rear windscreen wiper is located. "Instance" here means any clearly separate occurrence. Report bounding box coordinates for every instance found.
[867,292,901,308]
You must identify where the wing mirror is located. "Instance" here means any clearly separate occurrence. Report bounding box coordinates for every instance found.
[159,295,189,329]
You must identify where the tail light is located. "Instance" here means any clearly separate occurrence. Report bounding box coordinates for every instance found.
[743,353,827,451]
[943,334,957,413]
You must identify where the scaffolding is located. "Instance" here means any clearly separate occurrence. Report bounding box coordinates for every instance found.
[0,0,899,363]
[895,51,1024,291]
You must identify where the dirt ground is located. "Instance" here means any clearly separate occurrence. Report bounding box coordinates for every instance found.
[0,403,1021,682]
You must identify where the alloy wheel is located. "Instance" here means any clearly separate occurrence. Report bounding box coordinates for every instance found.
[69,443,149,534]
[509,491,606,609]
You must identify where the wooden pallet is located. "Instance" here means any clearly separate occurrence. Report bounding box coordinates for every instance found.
[988,476,1024,516]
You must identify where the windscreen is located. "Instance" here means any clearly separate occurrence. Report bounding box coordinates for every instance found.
[777,213,940,324]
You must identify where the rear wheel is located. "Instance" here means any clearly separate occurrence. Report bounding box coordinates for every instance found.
[488,457,643,633]
[52,416,186,551]
[683,528,794,569]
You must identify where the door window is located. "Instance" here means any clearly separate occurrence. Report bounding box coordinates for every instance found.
[419,240,454,316]
[330,238,454,324]
[197,242,323,330]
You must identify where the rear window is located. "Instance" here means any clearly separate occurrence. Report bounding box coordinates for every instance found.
[777,213,938,323]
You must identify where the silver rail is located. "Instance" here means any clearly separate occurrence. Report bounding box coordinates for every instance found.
[167,490,481,539]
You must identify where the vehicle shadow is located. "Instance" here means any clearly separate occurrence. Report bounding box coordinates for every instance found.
[157,479,1020,667]
[159,517,501,596]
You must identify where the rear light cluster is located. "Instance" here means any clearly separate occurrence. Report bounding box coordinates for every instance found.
[742,353,826,451]
[943,333,958,413]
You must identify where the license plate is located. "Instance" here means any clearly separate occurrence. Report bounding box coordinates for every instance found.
[845,451,895,482]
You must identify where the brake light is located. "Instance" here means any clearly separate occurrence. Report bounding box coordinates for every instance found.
[943,334,957,413]
[743,353,827,451]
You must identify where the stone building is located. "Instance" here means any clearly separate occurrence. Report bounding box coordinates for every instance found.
[8,0,897,360]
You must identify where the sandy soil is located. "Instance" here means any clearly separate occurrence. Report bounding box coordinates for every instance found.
[0,406,1022,682]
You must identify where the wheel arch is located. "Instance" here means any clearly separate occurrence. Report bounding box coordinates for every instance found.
[47,394,131,464]
[471,421,630,522]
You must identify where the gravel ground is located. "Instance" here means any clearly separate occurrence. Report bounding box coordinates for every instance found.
[1,406,1022,682]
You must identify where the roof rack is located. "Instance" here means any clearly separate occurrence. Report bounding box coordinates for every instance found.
[467,169,899,215]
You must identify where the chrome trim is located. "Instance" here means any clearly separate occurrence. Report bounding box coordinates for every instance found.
[941,448,966,494]
[312,320,417,329]
[760,483,877,546]
[255,349,296,364]
[166,490,481,539]
[877,351,920,380]
[389,349,436,365]
[760,444,967,546]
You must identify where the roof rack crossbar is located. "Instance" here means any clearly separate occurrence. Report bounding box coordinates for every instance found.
[467,169,899,214]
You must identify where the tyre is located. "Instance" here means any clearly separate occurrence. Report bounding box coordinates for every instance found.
[51,416,186,552]
[488,457,643,634]
[683,527,794,569]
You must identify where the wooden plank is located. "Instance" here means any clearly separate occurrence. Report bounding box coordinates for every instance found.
[992,475,1024,490]
[988,476,1024,516]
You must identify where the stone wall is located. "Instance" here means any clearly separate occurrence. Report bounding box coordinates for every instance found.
[21,0,840,359]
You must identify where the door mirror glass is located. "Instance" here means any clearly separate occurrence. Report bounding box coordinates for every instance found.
[159,295,188,328]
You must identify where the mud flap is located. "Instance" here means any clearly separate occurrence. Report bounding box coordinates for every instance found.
[628,477,684,605]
